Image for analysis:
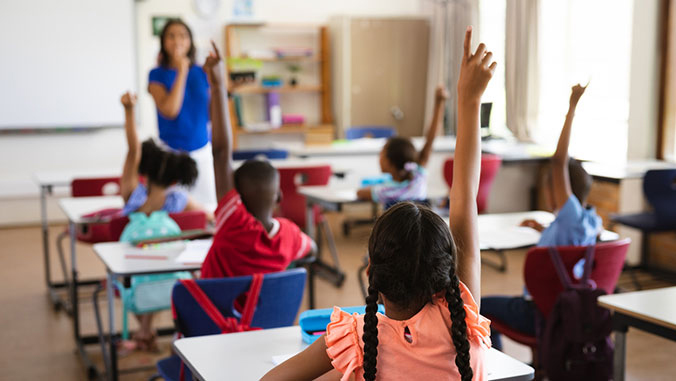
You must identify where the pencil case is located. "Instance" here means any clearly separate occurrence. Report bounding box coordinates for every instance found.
[299,305,385,344]
[360,174,392,187]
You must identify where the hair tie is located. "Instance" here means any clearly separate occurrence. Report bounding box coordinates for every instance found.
[404,162,417,172]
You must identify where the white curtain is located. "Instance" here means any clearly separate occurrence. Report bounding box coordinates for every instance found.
[423,0,479,135]
[505,0,539,141]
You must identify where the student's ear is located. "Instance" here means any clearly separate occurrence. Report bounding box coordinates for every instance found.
[276,190,283,205]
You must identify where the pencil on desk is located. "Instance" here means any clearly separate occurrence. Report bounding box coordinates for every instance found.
[125,254,168,260]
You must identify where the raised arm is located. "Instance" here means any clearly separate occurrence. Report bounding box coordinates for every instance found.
[148,57,190,119]
[550,84,587,209]
[449,27,496,303]
[204,41,235,201]
[119,92,139,202]
[418,86,449,167]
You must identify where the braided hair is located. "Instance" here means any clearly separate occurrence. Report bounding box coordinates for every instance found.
[362,202,473,381]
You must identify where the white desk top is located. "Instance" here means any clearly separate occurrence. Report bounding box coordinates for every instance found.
[57,196,124,223]
[93,239,210,276]
[277,136,457,157]
[174,326,534,381]
[582,160,676,181]
[34,168,120,188]
[298,184,450,205]
[444,211,619,251]
[33,160,349,189]
[598,286,676,331]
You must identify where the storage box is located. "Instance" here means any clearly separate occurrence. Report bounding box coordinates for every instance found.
[299,305,386,344]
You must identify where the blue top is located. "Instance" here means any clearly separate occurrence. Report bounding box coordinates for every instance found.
[371,165,428,205]
[122,184,189,216]
[149,65,210,152]
[538,195,602,247]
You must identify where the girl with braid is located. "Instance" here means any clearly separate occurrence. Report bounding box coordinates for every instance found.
[262,26,495,381]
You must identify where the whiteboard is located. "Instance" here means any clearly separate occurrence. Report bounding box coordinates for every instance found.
[0,0,136,130]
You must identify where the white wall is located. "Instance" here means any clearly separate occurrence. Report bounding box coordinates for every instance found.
[627,0,661,160]
[0,0,422,226]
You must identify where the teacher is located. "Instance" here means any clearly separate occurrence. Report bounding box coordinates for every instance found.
[148,19,216,208]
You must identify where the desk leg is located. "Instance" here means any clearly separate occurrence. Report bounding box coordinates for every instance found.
[305,200,316,240]
[69,222,80,341]
[107,272,118,381]
[41,185,62,308]
[306,200,345,287]
[613,321,628,381]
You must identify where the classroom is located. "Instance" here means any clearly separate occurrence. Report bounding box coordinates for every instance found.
[1,0,676,380]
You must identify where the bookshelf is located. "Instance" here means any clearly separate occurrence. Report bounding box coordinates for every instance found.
[224,23,334,148]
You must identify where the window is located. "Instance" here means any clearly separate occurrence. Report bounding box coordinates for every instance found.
[479,0,508,136]
[537,0,634,162]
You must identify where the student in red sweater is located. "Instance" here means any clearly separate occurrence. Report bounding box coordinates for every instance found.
[200,42,314,278]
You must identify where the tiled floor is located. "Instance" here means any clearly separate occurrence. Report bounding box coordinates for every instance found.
[1,213,675,380]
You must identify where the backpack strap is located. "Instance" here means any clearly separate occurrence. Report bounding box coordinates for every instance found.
[580,245,596,287]
[180,279,233,333]
[548,247,573,290]
[239,273,264,328]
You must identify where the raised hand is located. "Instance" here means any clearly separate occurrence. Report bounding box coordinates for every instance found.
[435,85,450,102]
[569,83,588,108]
[203,40,222,85]
[120,91,137,110]
[457,26,497,103]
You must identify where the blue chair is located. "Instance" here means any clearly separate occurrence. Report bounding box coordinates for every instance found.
[345,126,396,140]
[611,169,676,284]
[232,149,288,161]
[156,268,307,381]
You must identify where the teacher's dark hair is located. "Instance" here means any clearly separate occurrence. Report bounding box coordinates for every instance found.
[159,19,196,67]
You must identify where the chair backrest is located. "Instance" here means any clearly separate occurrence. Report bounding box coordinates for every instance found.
[172,268,307,337]
[443,154,502,213]
[277,165,332,229]
[233,149,289,161]
[524,238,630,319]
[71,177,121,197]
[643,169,676,225]
[109,210,208,241]
[345,126,396,140]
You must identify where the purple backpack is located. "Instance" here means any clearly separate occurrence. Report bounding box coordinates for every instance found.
[539,246,613,381]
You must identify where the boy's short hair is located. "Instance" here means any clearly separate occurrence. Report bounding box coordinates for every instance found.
[568,159,593,204]
[234,159,279,192]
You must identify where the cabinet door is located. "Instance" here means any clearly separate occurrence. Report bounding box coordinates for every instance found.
[350,18,430,137]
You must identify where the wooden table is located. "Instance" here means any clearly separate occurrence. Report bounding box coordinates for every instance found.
[174,326,535,381]
[598,286,676,381]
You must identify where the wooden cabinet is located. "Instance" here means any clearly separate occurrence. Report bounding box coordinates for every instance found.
[330,16,430,138]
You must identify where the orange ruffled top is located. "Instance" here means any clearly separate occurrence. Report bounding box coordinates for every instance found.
[325,282,491,381]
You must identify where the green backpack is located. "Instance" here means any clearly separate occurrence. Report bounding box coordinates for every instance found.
[118,211,191,340]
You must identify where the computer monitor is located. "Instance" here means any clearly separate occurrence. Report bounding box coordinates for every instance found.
[480,102,492,138]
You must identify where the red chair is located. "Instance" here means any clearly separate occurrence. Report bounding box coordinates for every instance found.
[108,210,208,241]
[443,154,502,213]
[277,165,340,308]
[486,239,631,368]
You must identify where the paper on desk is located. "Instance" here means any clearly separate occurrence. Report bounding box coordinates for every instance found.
[272,351,300,366]
[175,239,212,264]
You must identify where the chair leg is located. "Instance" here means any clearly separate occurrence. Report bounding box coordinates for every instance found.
[481,250,507,272]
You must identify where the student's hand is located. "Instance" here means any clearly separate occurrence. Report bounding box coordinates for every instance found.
[457,27,496,103]
[520,219,545,232]
[435,85,449,102]
[203,40,222,85]
[120,92,137,110]
[569,83,588,108]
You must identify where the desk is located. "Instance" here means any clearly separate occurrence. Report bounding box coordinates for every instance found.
[94,240,209,381]
[598,287,676,381]
[57,196,124,379]
[173,326,534,381]
[34,169,119,310]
